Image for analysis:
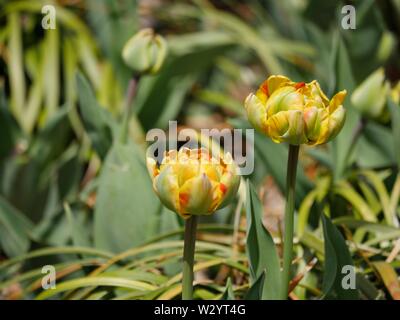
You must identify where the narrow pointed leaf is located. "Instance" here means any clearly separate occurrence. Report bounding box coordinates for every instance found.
[245,181,281,299]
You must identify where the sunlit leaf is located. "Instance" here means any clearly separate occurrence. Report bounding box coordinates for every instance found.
[0,196,33,257]
[35,276,156,300]
[245,181,281,299]
[388,97,400,167]
[221,277,235,300]
[76,73,114,159]
[373,262,400,300]
[244,269,265,300]
[94,142,162,252]
[321,214,359,299]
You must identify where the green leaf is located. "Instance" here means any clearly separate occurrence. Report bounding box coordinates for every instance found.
[221,277,235,300]
[358,181,381,215]
[29,106,72,171]
[244,269,266,300]
[64,202,91,247]
[333,216,399,234]
[321,214,359,299]
[360,122,396,167]
[360,170,396,226]
[8,12,25,125]
[0,88,20,159]
[245,181,281,300]
[356,273,383,300]
[195,89,245,116]
[388,97,400,167]
[76,72,114,159]
[42,27,60,120]
[329,33,360,180]
[86,291,108,300]
[372,261,400,300]
[297,190,317,237]
[357,136,394,169]
[0,196,33,257]
[0,246,113,272]
[94,142,162,252]
[333,181,377,222]
[35,276,157,300]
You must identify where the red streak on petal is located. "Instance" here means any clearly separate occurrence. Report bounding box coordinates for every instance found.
[260,81,269,96]
[153,168,159,177]
[179,193,189,206]
[219,183,227,194]
[295,82,305,90]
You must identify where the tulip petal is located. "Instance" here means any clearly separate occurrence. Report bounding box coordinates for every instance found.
[329,90,347,113]
[146,156,159,178]
[316,105,346,145]
[153,165,180,214]
[303,106,328,143]
[266,75,291,95]
[267,110,307,145]
[308,80,329,107]
[215,163,240,210]
[244,93,268,134]
[282,110,307,144]
[179,173,213,215]
[201,163,222,182]
[175,162,200,187]
[149,35,168,74]
[266,87,304,117]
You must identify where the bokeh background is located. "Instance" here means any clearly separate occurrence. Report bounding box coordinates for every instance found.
[0,0,399,300]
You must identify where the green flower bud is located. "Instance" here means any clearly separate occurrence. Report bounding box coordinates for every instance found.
[122,28,167,75]
[351,68,390,121]
[391,82,400,105]
[377,31,396,62]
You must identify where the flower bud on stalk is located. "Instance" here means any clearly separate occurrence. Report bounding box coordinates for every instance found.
[351,68,400,122]
[244,75,347,299]
[147,147,240,299]
[119,29,168,143]
[122,28,167,75]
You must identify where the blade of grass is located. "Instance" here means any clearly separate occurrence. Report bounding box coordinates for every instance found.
[7,12,25,125]
[0,247,113,271]
[333,181,377,222]
[372,261,400,300]
[35,277,157,300]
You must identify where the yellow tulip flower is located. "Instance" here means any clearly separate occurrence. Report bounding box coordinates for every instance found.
[245,75,347,145]
[147,148,240,218]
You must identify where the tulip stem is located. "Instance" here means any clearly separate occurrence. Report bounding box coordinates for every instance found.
[120,75,140,144]
[182,215,198,300]
[280,144,300,300]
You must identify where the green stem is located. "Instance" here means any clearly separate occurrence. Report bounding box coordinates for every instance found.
[280,144,300,300]
[120,76,139,144]
[182,215,198,300]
